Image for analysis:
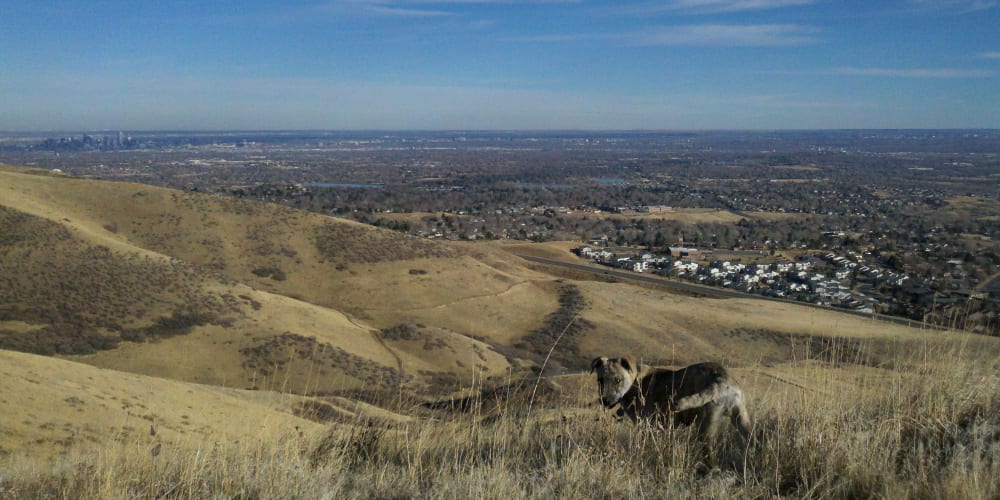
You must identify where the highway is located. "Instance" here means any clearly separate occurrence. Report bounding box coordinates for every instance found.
[517,255,938,330]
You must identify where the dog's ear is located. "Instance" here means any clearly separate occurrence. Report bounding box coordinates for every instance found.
[620,355,636,373]
[590,357,605,374]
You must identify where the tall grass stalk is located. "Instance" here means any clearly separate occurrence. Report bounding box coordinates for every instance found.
[2,342,997,499]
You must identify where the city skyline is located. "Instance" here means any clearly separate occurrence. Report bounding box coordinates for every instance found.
[2,0,998,131]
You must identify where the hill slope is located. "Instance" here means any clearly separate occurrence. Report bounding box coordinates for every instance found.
[0,165,539,395]
[3,163,1000,464]
[0,349,326,459]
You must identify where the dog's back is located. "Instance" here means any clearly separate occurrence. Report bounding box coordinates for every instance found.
[619,360,751,439]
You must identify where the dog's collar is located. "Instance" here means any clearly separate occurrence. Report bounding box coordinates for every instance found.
[612,381,641,413]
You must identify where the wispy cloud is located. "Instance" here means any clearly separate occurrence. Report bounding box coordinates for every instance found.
[468,19,496,29]
[629,24,819,46]
[505,33,610,43]
[313,0,449,18]
[338,0,582,17]
[368,5,454,16]
[734,94,870,109]
[342,0,452,16]
[400,0,582,3]
[832,66,995,78]
[979,51,1000,59]
[908,0,999,13]
[607,0,813,16]
[508,24,818,46]
[350,0,579,9]
[664,0,814,13]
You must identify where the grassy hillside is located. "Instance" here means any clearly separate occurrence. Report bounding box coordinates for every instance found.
[3,162,999,497]
[3,340,997,498]
[15,165,558,308]
[0,165,546,396]
[0,204,222,354]
[0,349,326,460]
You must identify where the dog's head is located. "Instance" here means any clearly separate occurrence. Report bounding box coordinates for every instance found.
[590,356,639,408]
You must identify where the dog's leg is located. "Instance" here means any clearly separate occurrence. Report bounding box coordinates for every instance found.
[704,403,725,447]
[731,397,752,441]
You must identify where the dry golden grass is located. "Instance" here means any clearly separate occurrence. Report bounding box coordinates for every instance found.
[496,240,584,263]
[3,339,997,499]
[368,207,774,227]
[771,165,822,171]
[568,280,1000,371]
[946,195,1000,213]
[0,166,528,318]
[587,208,746,224]
[0,165,555,395]
[742,210,810,221]
[0,350,325,461]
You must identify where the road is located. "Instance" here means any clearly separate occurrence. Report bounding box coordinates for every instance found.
[518,255,750,299]
[517,255,939,330]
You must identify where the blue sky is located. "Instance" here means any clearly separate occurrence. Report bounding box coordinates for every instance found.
[1,0,998,130]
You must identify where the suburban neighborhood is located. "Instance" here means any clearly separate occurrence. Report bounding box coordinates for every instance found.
[573,244,976,320]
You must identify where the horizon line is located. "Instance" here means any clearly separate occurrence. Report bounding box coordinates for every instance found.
[3,127,999,135]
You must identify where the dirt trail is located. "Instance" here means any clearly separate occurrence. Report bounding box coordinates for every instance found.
[345,314,405,386]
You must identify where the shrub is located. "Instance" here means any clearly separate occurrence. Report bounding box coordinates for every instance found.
[251,266,288,281]
[516,285,593,369]
[380,323,419,341]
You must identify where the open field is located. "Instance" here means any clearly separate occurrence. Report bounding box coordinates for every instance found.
[943,197,1000,228]
[742,210,810,221]
[581,208,747,224]
[370,207,807,228]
